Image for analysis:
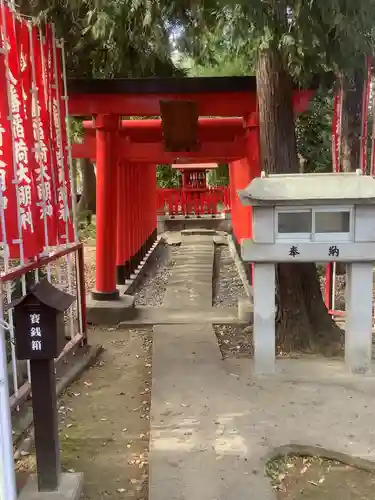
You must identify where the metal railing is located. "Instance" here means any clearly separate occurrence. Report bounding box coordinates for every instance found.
[0,242,86,412]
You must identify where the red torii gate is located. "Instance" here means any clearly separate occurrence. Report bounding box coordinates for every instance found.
[68,76,316,301]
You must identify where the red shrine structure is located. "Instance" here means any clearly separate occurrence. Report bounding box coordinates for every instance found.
[68,76,317,301]
[155,162,226,219]
[173,162,217,190]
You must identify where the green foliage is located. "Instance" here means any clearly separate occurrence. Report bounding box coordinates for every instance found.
[156,164,180,188]
[173,1,375,83]
[295,90,333,173]
[69,118,84,143]
[207,164,229,186]
[19,0,182,78]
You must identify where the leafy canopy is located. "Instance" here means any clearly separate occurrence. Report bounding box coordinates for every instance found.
[19,0,181,78]
[172,0,375,81]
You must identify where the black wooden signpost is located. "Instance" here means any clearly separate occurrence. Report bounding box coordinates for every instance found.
[12,279,75,492]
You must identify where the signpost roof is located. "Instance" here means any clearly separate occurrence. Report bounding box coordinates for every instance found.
[239,171,375,206]
[9,279,75,311]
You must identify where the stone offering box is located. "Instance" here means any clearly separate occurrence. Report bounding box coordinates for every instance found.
[239,170,375,375]
[11,279,75,361]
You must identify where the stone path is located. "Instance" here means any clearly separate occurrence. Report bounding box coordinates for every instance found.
[163,234,214,309]
[150,232,375,500]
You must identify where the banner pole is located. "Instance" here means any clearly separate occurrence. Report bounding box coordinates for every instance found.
[0,2,28,391]
[360,56,372,173]
[371,67,375,176]
[59,38,78,242]
[51,23,70,245]
[51,29,76,337]
[0,16,16,499]
[59,38,84,335]
[0,281,17,500]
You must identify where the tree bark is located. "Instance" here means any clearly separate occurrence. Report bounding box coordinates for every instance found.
[341,69,365,173]
[256,47,342,354]
[335,69,364,273]
[77,158,96,225]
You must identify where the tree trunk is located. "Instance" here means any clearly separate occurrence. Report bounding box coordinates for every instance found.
[77,158,96,225]
[256,47,342,354]
[341,68,365,173]
[336,70,364,274]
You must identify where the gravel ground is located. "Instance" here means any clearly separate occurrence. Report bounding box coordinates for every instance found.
[214,324,253,359]
[133,242,180,307]
[213,245,247,308]
[213,243,253,359]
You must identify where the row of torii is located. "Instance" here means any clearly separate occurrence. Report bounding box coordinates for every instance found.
[68,77,314,299]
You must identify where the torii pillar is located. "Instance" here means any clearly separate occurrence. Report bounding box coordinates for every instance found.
[92,114,120,300]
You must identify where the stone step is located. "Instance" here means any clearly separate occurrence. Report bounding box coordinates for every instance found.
[119,307,246,325]
[181,229,217,236]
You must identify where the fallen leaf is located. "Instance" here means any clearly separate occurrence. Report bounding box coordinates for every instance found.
[116,488,126,493]
[308,481,318,487]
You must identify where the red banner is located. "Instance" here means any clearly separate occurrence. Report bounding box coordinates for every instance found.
[0,7,18,253]
[45,25,73,244]
[55,44,74,242]
[332,87,343,173]
[2,4,40,259]
[31,25,58,247]
[0,4,74,259]
[360,56,372,173]
[17,17,44,254]
[372,75,375,175]
[41,23,59,217]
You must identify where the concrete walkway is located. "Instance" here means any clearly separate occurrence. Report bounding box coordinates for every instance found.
[163,234,214,309]
[150,233,375,500]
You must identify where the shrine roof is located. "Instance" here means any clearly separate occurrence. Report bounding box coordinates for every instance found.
[67,75,322,95]
[172,163,218,170]
[239,171,375,206]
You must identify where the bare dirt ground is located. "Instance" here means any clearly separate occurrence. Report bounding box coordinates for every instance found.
[267,455,375,500]
[16,326,152,499]
[83,243,97,291]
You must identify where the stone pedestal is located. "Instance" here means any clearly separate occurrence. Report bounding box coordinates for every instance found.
[19,473,83,500]
[345,262,373,374]
[253,263,275,374]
